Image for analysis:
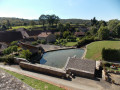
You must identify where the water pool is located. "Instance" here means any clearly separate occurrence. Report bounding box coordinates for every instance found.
[40,49,85,68]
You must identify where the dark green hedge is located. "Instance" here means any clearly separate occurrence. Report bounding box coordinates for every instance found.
[102,48,120,61]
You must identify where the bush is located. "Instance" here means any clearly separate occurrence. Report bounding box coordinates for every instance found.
[0,55,14,64]
[10,41,18,46]
[20,50,32,61]
[3,45,18,55]
[77,36,94,47]
[31,41,38,45]
[41,40,46,44]
[102,48,120,61]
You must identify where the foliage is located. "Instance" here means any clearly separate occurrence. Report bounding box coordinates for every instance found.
[77,36,95,48]
[10,41,18,46]
[114,23,120,37]
[39,14,47,27]
[91,17,98,26]
[98,26,109,40]
[63,31,70,38]
[31,41,38,45]
[89,26,98,35]
[0,55,14,64]
[20,50,32,61]
[3,45,18,55]
[102,48,120,61]
[41,40,46,44]
[57,23,64,32]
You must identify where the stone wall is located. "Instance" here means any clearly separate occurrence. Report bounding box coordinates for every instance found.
[14,57,29,64]
[66,68,94,79]
[19,62,66,77]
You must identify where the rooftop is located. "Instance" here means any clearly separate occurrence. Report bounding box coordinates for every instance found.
[65,58,96,74]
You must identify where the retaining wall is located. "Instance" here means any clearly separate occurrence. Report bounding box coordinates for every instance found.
[19,62,66,77]
[67,68,94,79]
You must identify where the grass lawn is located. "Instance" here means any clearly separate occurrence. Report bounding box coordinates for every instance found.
[106,67,120,71]
[8,25,43,30]
[65,42,77,46]
[4,69,64,90]
[85,41,120,60]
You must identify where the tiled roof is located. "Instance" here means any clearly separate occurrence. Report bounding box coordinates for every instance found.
[66,58,96,74]
[38,32,51,37]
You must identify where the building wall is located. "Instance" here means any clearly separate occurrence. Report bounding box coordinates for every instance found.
[66,68,95,79]
[46,34,56,43]
[20,62,66,77]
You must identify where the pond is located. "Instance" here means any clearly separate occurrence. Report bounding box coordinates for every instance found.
[40,49,85,68]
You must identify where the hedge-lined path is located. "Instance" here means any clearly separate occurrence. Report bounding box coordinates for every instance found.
[0,64,109,90]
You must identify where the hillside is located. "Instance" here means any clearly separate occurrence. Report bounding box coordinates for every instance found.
[0,17,91,26]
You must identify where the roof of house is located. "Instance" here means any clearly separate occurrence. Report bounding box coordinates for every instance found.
[65,58,96,74]
[74,31,85,36]
[38,32,52,37]
[0,31,23,43]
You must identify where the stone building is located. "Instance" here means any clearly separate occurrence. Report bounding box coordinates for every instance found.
[38,32,56,43]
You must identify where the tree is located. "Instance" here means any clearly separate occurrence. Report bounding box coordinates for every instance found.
[114,23,120,37]
[65,23,70,30]
[63,31,70,38]
[108,19,120,31]
[57,23,64,32]
[6,20,11,29]
[20,50,32,61]
[98,26,109,40]
[39,14,47,27]
[30,20,36,26]
[91,17,97,26]
[1,25,7,31]
[90,26,98,35]
[54,16,60,26]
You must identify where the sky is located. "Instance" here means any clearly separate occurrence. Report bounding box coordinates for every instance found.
[0,0,120,21]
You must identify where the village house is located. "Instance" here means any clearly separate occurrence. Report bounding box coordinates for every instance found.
[65,57,96,78]
[38,32,56,43]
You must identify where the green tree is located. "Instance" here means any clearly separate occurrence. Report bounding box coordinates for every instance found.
[57,23,64,32]
[90,26,98,35]
[114,23,120,37]
[20,50,32,60]
[54,16,60,26]
[30,20,36,26]
[91,17,97,26]
[63,31,70,38]
[65,23,70,30]
[98,26,109,40]
[108,19,120,31]
[39,14,47,27]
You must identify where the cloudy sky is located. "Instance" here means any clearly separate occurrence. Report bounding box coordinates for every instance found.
[0,0,120,20]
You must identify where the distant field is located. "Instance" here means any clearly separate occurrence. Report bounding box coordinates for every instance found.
[65,42,77,46]
[8,25,43,30]
[85,41,120,60]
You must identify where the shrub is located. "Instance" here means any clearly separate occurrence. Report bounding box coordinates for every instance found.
[41,40,46,44]
[102,48,120,61]
[31,41,38,45]
[20,50,32,61]
[10,41,18,46]
[3,45,18,55]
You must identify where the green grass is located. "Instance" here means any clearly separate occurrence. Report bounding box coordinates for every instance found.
[4,69,64,90]
[65,42,77,46]
[8,25,43,30]
[85,41,120,60]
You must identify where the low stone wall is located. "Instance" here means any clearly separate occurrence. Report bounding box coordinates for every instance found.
[19,62,66,77]
[14,57,29,64]
[66,68,94,79]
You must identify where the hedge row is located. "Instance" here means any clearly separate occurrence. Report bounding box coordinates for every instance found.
[102,48,120,61]
[77,37,99,48]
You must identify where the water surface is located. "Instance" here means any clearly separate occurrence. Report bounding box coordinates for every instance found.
[40,49,84,68]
